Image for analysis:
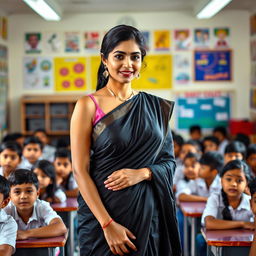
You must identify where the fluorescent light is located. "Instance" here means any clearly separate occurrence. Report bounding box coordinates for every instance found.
[23,0,61,21]
[197,0,232,19]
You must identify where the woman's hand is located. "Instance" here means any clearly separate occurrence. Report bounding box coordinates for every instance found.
[103,221,137,255]
[104,168,151,191]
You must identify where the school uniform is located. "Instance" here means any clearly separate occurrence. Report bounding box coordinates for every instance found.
[0,166,3,176]
[42,144,56,162]
[41,188,67,203]
[18,157,39,170]
[0,209,17,251]
[173,164,184,186]
[4,199,61,230]
[201,191,253,226]
[218,139,229,155]
[60,172,78,191]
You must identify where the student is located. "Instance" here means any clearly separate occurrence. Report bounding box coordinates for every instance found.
[0,141,22,178]
[213,126,229,155]
[247,144,256,177]
[224,141,246,164]
[34,129,56,162]
[177,151,224,202]
[235,133,251,149]
[54,148,78,197]
[0,176,17,256]
[19,136,43,170]
[2,132,25,148]
[5,169,67,240]
[202,135,219,153]
[189,125,202,142]
[173,133,184,168]
[33,160,66,203]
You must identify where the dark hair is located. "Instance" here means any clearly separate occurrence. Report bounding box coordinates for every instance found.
[199,151,224,172]
[247,144,256,159]
[248,177,256,197]
[184,152,200,162]
[203,136,220,146]
[183,139,202,154]
[96,25,147,90]
[2,132,24,143]
[0,141,22,158]
[220,160,252,220]
[173,134,184,147]
[33,128,47,136]
[54,148,72,162]
[189,125,201,134]
[33,160,57,200]
[234,133,251,149]
[23,136,43,150]
[55,136,70,149]
[224,141,246,159]
[213,126,227,137]
[0,175,10,200]
[8,169,39,189]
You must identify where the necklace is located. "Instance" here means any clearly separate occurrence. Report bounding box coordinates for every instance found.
[106,86,134,102]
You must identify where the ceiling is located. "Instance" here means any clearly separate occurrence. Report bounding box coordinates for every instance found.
[0,0,255,16]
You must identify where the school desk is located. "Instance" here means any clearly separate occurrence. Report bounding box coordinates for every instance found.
[51,197,78,256]
[15,233,67,256]
[180,201,206,256]
[201,228,253,256]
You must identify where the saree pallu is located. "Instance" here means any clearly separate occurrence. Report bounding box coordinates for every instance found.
[77,92,182,256]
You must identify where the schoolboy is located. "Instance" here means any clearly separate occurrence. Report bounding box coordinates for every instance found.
[19,136,43,170]
[0,141,22,178]
[2,132,25,148]
[213,126,229,154]
[54,148,78,197]
[202,135,219,153]
[173,133,184,166]
[224,141,246,164]
[189,125,202,142]
[0,176,17,256]
[247,144,256,177]
[5,169,67,240]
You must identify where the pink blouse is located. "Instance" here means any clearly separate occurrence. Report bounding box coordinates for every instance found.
[88,94,105,125]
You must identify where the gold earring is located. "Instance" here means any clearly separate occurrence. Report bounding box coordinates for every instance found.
[103,66,109,78]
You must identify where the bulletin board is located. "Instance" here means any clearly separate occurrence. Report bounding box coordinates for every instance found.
[90,56,101,91]
[194,50,232,81]
[176,91,231,130]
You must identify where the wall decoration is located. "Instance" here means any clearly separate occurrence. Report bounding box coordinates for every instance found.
[0,45,7,131]
[176,91,231,130]
[173,52,191,85]
[250,14,256,36]
[25,33,42,54]
[23,57,53,90]
[64,32,80,52]
[194,28,210,49]
[54,57,86,91]
[251,39,256,62]
[251,62,256,86]
[141,31,150,51]
[43,32,62,53]
[84,31,100,50]
[194,50,232,81]
[0,17,7,40]
[90,56,101,91]
[213,28,230,49]
[174,29,191,50]
[153,30,170,51]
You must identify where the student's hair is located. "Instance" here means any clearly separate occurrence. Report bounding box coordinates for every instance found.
[234,133,251,149]
[203,136,220,146]
[33,160,57,200]
[199,151,224,173]
[184,152,201,162]
[213,126,227,138]
[0,141,22,158]
[96,25,147,90]
[8,169,39,189]
[224,141,247,159]
[189,125,201,134]
[247,144,256,159]
[2,132,24,143]
[33,128,47,135]
[54,148,72,162]
[0,175,10,200]
[248,177,256,196]
[173,134,184,147]
[23,136,43,150]
[220,160,252,220]
[183,139,202,154]
[55,136,70,149]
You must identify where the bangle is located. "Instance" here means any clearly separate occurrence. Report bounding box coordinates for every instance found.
[102,219,114,229]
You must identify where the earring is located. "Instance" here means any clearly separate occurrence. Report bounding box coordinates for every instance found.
[103,66,109,78]
[137,73,140,79]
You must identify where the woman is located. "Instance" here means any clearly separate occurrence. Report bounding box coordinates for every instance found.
[70,25,181,256]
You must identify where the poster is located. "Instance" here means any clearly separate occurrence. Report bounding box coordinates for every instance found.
[194,50,232,81]
[141,31,150,51]
[213,28,230,49]
[174,29,191,50]
[154,30,170,51]
[194,28,210,49]
[84,32,100,50]
[133,54,172,89]
[0,17,7,40]
[43,32,62,53]
[251,38,256,62]
[176,91,231,130]
[90,56,101,91]
[25,33,42,54]
[65,32,80,52]
[23,57,53,90]
[252,62,256,86]
[173,52,191,85]
[54,57,86,91]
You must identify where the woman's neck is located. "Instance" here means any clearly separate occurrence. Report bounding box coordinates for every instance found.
[106,80,132,98]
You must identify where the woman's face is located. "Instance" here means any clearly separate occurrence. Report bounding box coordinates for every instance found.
[103,39,142,85]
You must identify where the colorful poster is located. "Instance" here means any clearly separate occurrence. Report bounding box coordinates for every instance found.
[194,50,232,81]
[154,30,170,51]
[133,54,172,89]
[90,56,101,91]
[1,17,7,40]
[141,31,150,51]
[174,29,191,50]
[43,32,62,53]
[176,91,231,130]
[25,33,42,54]
[173,53,191,85]
[250,89,256,109]
[194,28,210,49]
[65,32,80,52]
[23,57,53,90]
[84,32,100,50]
[213,28,230,49]
[54,57,86,91]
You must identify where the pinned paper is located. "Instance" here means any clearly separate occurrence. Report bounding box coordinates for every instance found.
[214,98,226,107]
[216,112,228,121]
[180,108,194,118]
[201,104,212,110]
[187,98,198,104]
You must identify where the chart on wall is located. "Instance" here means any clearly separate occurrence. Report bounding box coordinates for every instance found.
[90,56,101,91]
[54,57,86,91]
[194,50,232,81]
[176,91,231,130]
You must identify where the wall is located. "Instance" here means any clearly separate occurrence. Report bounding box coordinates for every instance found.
[8,10,250,132]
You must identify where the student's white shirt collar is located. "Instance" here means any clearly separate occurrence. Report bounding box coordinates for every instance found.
[197,175,220,190]
[219,193,251,211]
[0,166,3,176]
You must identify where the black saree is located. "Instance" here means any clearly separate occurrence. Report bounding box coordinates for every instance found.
[77,92,182,256]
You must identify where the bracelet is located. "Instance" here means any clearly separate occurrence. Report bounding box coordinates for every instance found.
[102,218,114,229]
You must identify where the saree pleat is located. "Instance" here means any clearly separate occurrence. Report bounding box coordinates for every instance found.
[78,92,182,256]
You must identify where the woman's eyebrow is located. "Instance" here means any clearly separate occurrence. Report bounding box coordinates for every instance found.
[113,50,141,55]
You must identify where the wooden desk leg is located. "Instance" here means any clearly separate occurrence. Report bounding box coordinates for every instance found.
[69,211,75,255]
[183,215,189,256]
[191,218,196,256]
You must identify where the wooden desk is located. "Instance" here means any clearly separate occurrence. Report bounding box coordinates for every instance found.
[180,201,206,256]
[15,234,67,256]
[201,228,253,256]
[51,198,78,256]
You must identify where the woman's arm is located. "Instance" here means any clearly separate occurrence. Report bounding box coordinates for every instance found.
[178,193,207,202]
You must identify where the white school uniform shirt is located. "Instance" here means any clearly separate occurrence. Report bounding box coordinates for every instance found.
[42,144,56,162]
[60,173,78,191]
[173,164,184,186]
[176,175,221,199]
[201,192,253,226]
[0,166,3,176]
[218,139,229,155]
[0,209,17,251]
[41,188,67,203]
[18,157,33,170]
[4,199,61,230]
